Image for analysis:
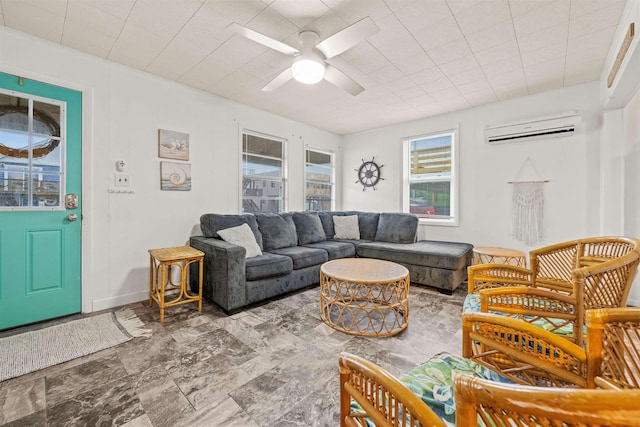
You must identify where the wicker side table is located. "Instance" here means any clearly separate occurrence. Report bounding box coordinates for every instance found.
[149,246,204,322]
[320,258,410,337]
[472,246,526,267]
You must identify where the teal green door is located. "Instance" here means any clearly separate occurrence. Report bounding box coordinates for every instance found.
[0,73,82,330]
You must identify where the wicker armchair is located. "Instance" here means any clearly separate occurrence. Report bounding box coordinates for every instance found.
[339,352,640,427]
[464,307,640,390]
[462,312,587,387]
[339,352,446,427]
[339,308,640,426]
[339,313,593,426]
[586,307,640,389]
[467,236,640,347]
[454,375,640,426]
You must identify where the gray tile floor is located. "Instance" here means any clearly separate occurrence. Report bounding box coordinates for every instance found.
[0,285,467,427]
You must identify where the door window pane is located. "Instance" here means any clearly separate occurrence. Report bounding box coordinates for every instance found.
[1,168,28,207]
[0,93,29,132]
[0,91,64,209]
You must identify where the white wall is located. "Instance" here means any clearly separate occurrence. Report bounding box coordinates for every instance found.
[0,26,341,312]
[599,0,640,306]
[341,83,602,254]
[622,87,640,305]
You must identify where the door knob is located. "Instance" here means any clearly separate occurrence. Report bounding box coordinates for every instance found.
[67,213,78,221]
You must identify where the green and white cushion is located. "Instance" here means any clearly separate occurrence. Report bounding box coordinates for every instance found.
[463,293,576,336]
[351,352,513,426]
[398,353,512,425]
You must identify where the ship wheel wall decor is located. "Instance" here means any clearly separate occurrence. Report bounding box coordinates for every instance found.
[355,157,384,191]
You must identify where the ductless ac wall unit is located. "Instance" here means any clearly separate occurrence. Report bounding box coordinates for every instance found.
[485,112,581,144]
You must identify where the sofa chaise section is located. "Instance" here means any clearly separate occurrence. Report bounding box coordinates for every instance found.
[356,240,474,294]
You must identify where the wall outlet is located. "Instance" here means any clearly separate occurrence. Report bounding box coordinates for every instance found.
[114,173,131,187]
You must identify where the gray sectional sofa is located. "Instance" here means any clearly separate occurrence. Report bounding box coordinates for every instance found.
[189,211,473,314]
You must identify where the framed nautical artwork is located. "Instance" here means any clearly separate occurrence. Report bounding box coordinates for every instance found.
[158,129,189,161]
[160,161,191,191]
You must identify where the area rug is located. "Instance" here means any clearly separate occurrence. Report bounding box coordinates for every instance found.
[0,309,150,382]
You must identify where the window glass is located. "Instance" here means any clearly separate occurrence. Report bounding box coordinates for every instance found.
[305,148,334,211]
[0,90,63,209]
[242,132,285,213]
[405,130,456,223]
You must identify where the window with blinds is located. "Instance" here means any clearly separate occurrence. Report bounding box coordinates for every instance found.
[305,148,334,211]
[241,131,286,213]
[404,130,457,224]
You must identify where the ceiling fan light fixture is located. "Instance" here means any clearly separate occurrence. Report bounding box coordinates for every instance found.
[291,58,325,84]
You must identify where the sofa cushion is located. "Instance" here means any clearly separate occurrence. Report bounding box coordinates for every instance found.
[303,241,356,260]
[334,215,360,240]
[200,213,263,250]
[269,246,329,270]
[255,213,298,251]
[374,213,418,244]
[345,211,380,240]
[356,240,473,270]
[217,223,263,258]
[292,212,326,245]
[318,211,336,239]
[245,252,293,281]
[318,211,380,240]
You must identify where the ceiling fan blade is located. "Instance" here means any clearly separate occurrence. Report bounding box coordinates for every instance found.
[229,23,299,56]
[262,68,294,92]
[316,17,380,59]
[324,65,364,96]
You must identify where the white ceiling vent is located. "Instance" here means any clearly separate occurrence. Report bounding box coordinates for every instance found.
[485,112,581,144]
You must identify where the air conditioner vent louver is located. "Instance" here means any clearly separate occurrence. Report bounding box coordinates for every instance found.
[485,113,581,144]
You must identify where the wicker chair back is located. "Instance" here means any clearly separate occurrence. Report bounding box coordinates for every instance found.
[454,374,640,426]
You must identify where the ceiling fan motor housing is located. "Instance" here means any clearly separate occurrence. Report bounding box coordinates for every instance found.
[292,31,326,84]
[298,30,321,53]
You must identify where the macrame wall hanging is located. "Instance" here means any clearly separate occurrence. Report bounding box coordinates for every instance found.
[509,157,549,246]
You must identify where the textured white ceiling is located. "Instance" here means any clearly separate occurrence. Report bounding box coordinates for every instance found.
[0,0,627,134]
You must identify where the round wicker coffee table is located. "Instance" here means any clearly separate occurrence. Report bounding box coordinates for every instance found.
[319,258,410,337]
[472,246,526,267]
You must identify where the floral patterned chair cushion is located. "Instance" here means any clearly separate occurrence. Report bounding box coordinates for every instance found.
[398,353,512,425]
[350,352,513,426]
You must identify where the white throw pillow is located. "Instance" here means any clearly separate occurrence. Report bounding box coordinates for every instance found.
[333,215,360,240]
[217,223,262,258]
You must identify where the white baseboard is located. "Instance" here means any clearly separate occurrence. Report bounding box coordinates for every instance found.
[92,291,149,312]
[627,297,639,308]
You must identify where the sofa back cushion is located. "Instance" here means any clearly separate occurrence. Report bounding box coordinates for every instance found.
[346,211,380,240]
[318,212,336,239]
[319,211,380,240]
[200,213,263,250]
[255,213,298,251]
[292,212,327,245]
[374,213,418,244]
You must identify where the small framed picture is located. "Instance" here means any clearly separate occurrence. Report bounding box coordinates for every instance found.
[158,129,189,161]
[160,162,191,191]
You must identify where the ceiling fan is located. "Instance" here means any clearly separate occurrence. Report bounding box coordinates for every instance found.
[230,17,380,96]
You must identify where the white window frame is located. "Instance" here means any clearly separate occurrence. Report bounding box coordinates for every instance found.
[402,127,459,226]
[240,129,287,213]
[304,146,335,211]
